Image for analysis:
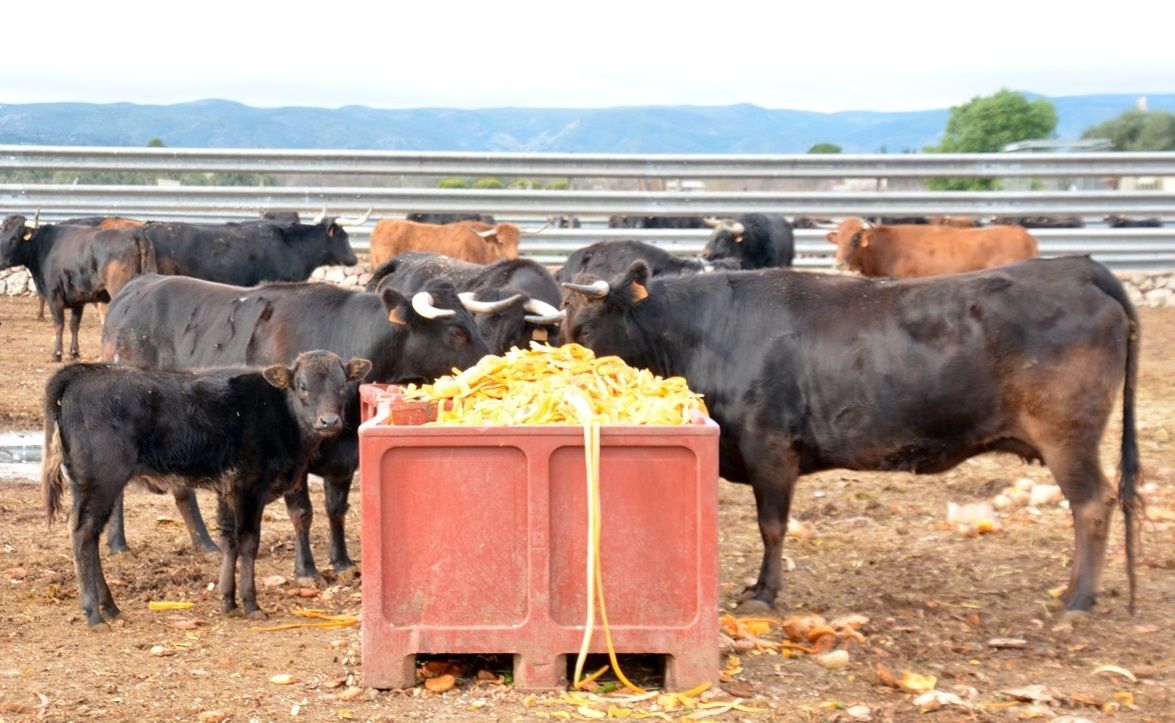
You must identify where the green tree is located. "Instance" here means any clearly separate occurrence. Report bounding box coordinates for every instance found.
[1082,109,1175,151]
[472,177,505,190]
[925,89,1058,190]
[437,177,470,189]
[146,137,168,148]
[807,143,841,154]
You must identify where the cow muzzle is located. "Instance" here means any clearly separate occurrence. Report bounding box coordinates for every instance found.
[314,414,343,435]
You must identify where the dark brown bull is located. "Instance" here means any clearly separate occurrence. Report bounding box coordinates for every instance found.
[1,214,156,361]
[562,256,1140,613]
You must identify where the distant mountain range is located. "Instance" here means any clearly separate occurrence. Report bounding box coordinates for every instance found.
[0,94,1171,153]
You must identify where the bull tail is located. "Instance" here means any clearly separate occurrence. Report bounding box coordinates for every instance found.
[1090,260,1141,613]
[41,370,73,527]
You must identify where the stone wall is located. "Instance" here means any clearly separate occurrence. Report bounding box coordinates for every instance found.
[4,264,1175,308]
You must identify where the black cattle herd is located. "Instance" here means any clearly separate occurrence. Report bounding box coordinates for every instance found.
[0,209,1146,624]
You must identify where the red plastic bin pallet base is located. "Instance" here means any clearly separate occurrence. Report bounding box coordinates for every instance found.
[358,384,720,691]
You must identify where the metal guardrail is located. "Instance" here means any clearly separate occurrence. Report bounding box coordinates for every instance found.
[1,146,1174,269]
[5,186,1175,217]
[4,146,1175,179]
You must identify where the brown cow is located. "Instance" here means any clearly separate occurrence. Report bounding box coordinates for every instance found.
[368,219,523,268]
[826,217,1038,278]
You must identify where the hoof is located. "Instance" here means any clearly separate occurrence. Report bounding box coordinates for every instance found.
[223,607,243,618]
[335,566,361,584]
[294,575,322,589]
[246,608,269,621]
[733,598,777,616]
[87,620,111,631]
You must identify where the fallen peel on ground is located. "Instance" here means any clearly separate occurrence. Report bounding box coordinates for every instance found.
[250,607,358,632]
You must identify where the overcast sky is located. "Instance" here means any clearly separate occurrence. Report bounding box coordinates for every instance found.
[4,1,1171,114]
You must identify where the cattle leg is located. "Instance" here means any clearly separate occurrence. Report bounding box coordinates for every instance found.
[68,306,84,360]
[104,493,132,554]
[172,488,220,553]
[739,445,800,611]
[48,303,65,362]
[283,477,321,582]
[216,495,242,614]
[237,498,267,619]
[324,475,356,575]
[71,488,122,626]
[1046,449,1116,611]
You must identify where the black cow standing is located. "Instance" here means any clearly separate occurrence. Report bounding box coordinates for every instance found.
[0,214,156,361]
[42,350,372,625]
[701,214,795,269]
[367,252,565,352]
[555,239,740,286]
[100,273,489,581]
[406,212,496,225]
[562,256,1141,613]
[142,210,365,286]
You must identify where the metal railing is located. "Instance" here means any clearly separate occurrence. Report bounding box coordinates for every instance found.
[4,145,1175,179]
[1,146,1174,269]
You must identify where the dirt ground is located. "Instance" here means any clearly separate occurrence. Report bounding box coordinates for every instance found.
[0,293,1172,722]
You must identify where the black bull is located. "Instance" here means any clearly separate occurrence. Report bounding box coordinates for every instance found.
[562,256,1141,612]
[100,273,489,580]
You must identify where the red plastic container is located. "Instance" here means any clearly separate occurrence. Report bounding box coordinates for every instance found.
[357,383,720,691]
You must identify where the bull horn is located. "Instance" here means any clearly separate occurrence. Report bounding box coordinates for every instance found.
[310,206,327,225]
[31,208,40,230]
[561,280,610,299]
[519,220,552,235]
[523,299,565,324]
[458,291,522,313]
[475,226,498,239]
[702,216,723,228]
[336,208,373,226]
[728,222,745,235]
[411,291,457,319]
[860,219,874,230]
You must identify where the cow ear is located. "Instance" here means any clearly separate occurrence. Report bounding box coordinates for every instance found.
[859,231,871,249]
[263,364,293,389]
[619,260,651,304]
[346,358,373,382]
[825,231,837,244]
[381,288,410,326]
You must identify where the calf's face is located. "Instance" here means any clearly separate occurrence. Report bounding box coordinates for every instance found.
[826,218,873,270]
[263,351,372,437]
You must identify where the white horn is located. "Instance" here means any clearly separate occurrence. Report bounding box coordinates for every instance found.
[336,208,373,226]
[523,299,565,324]
[31,209,41,230]
[702,216,723,228]
[411,291,457,319]
[458,291,522,313]
[520,220,552,235]
[310,206,327,225]
[475,227,498,239]
[561,280,610,299]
